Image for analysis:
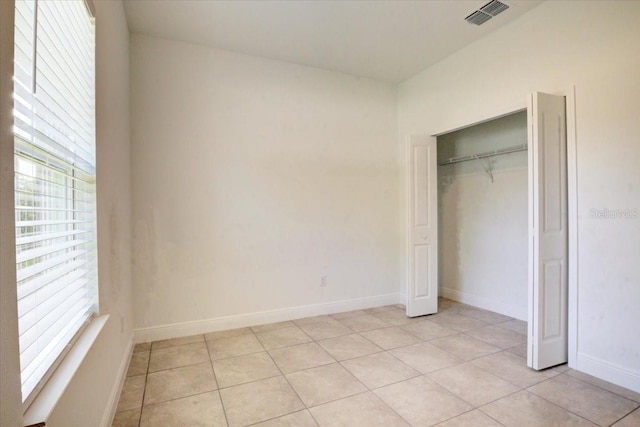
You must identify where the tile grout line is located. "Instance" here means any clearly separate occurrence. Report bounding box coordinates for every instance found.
[563,370,640,404]
[462,356,560,390]
[243,410,308,427]
[524,378,613,426]
[537,372,640,419]
[255,325,317,352]
[475,406,509,426]
[306,389,369,412]
[215,372,282,391]
[344,355,423,391]
[145,340,210,374]
[139,389,222,410]
[136,347,151,427]
[203,335,231,427]
[207,330,261,358]
[366,391,416,426]
[438,407,506,427]
[609,407,640,426]
[147,336,205,351]
[261,345,320,425]
[310,389,416,426]
[455,382,525,412]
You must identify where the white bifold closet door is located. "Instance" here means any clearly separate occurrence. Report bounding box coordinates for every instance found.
[406,135,438,317]
[528,92,569,370]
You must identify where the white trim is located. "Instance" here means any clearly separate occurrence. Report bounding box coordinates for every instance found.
[23,315,109,427]
[565,86,579,369]
[100,333,134,427]
[440,287,526,321]
[430,103,527,137]
[83,0,96,18]
[527,92,535,366]
[397,293,407,306]
[576,352,640,394]
[404,135,412,317]
[134,293,404,344]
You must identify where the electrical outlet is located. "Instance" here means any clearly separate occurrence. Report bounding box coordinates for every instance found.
[320,275,327,287]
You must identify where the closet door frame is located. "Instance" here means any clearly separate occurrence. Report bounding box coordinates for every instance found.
[409,86,578,368]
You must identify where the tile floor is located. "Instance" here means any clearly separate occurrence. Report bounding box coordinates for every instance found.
[112,298,640,427]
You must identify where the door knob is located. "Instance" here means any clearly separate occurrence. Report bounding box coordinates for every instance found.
[421,234,427,239]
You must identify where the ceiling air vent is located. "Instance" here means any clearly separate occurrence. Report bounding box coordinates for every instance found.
[465,10,493,26]
[480,0,509,16]
[465,0,510,26]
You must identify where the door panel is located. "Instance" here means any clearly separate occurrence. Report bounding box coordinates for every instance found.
[414,244,430,298]
[413,144,431,227]
[528,92,568,370]
[407,135,438,317]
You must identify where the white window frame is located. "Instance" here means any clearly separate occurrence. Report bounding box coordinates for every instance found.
[13,0,99,410]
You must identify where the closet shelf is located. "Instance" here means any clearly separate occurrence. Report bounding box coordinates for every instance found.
[438,143,528,166]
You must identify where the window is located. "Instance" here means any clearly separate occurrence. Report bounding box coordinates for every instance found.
[13,0,97,404]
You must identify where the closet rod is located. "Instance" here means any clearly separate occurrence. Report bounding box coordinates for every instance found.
[438,143,528,166]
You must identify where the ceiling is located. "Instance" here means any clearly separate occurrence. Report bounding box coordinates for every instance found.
[123,0,543,83]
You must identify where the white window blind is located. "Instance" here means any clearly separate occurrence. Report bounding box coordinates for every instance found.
[13,0,97,403]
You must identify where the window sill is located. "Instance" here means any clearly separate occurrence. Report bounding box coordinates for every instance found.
[23,315,109,427]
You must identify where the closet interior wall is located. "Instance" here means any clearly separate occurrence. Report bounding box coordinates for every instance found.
[437,111,528,320]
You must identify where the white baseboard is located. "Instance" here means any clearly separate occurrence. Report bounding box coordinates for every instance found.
[100,333,134,427]
[397,293,407,306]
[576,352,640,394]
[440,287,526,320]
[134,293,404,343]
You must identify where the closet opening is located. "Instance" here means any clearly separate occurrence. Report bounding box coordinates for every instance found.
[406,92,571,370]
[436,111,529,321]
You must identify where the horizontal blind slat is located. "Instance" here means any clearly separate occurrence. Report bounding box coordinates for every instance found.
[16,239,88,264]
[16,248,88,283]
[17,259,88,299]
[16,229,86,246]
[16,219,87,227]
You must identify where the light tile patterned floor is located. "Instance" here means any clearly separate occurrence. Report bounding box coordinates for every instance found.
[112,298,640,427]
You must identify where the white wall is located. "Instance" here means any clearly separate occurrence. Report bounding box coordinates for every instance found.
[398,1,640,392]
[437,112,528,319]
[130,34,399,332]
[46,1,134,426]
[0,2,23,426]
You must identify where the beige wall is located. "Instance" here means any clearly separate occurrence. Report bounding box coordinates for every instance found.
[130,34,400,331]
[46,1,134,425]
[398,1,640,391]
